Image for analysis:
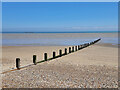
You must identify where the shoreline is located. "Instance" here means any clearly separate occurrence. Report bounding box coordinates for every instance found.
[2,33,118,46]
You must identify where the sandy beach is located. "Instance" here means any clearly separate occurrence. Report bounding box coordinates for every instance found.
[2,1,118,88]
[1,43,118,88]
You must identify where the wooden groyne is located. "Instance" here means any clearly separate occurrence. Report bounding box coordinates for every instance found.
[15,38,101,70]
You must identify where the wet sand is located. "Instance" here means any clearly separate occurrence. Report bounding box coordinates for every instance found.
[2,33,118,39]
[2,33,118,46]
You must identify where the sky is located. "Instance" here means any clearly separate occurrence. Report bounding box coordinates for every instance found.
[2,0,120,2]
[2,2,118,32]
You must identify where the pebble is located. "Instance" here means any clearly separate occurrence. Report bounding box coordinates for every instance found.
[2,64,118,88]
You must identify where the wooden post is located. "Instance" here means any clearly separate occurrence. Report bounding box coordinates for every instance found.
[80,45,81,49]
[65,48,67,55]
[87,43,88,46]
[81,44,84,49]
[90,42,92,45]
[72,46,74,52]
[59,49,62,56]
[33,55,37,65]
[88,43,89,46]
[16,58,20,70]
[44,53,47,61]
[88,43,89,45]
[78,45,80,50]
[79,45,81,49]
[53,51,56,58]
[75,46,77,51]
[83,44,85,47]
[69,47,71,53]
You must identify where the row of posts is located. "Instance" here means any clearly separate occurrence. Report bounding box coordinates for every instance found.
[16,38,101,70]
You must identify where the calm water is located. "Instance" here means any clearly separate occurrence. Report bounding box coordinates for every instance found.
[2,33,118,46]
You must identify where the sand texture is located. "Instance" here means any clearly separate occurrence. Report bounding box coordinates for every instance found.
[1,43,118,88]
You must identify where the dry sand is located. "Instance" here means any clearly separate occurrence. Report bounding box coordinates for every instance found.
[1,43,118,88]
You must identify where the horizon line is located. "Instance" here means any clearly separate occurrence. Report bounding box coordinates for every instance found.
[1,31,118,33]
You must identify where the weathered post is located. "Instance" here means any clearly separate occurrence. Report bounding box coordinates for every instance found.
[80,45,81,49]
[44,53,47,61]
[83,44,85,48]
[75,46,77,51]
[69,47,71,53]
[92,42,94,44]
[59,49,62,56]
[16,58,20,70]
[79,45,82,50]
[87,43,88,46]
[81,45,83,48]
[78,45,79,50]
[53,51,56,58]
[78,45,80,50]
[90,42,91,45]
[72,46,74,52]
[88,43,90,46]
[86,43,88,47]
[65,48,67,55]
[33,55,37,65]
